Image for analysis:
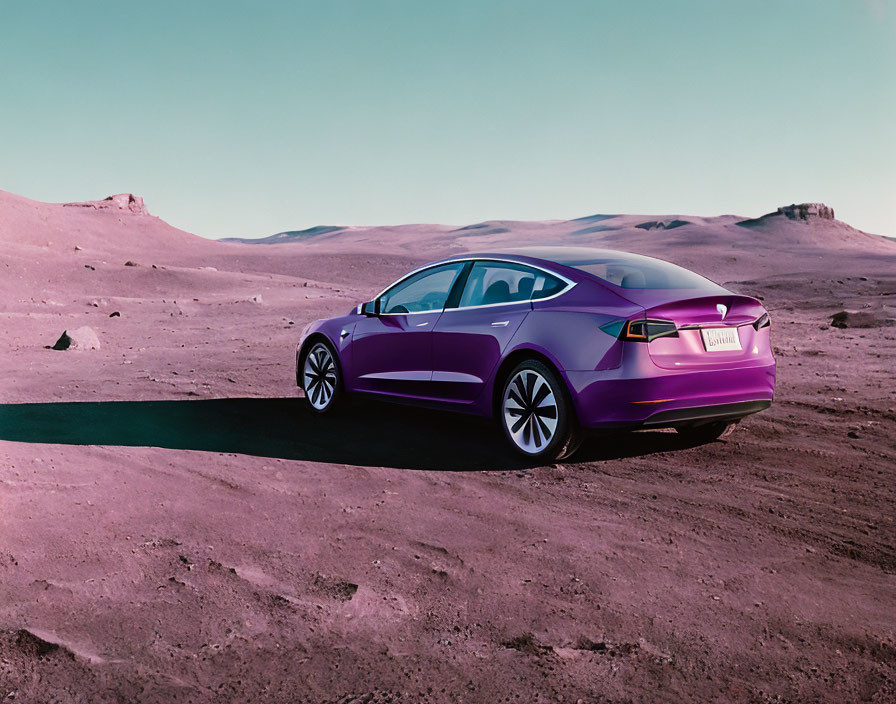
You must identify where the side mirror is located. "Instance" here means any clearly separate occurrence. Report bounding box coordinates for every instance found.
[360,300,378,316]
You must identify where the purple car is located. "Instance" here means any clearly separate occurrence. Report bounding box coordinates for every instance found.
[296,247,775,460]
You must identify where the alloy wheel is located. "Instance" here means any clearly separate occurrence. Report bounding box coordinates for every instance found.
[303,343,338,410]
[502,369,559,454]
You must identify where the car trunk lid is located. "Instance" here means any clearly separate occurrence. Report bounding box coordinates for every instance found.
[637,293,766,369]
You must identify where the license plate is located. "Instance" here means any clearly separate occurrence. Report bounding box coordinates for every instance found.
[701,326,741,352]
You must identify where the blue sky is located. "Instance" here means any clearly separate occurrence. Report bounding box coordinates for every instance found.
[1,1,894,238]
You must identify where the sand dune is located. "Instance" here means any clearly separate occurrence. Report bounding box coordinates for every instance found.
[0,192,894,702]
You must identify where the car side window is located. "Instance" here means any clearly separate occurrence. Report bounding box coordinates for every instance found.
[457,262,566,308]
[379,263,465,314]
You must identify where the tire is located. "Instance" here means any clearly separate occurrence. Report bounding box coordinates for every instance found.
[499,359,582,461]
[674,420,737,443]
[300,340,343,414]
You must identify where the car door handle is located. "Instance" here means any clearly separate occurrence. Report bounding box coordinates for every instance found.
[491,320,509,327]
[414,321,429,327]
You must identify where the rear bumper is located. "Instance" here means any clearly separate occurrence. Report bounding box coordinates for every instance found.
[639,399,771,428]
[565,361,775,429]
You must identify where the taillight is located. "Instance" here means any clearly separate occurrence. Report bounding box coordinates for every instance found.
[618,318,679,342]
[752,313,770,330]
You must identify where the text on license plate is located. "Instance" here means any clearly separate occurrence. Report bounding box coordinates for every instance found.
[701,326,741,352]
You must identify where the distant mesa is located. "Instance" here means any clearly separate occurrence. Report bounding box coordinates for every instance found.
[64,193,149,215]
[737,203,835,229]
[635,219,690,231]
[777,203,835,221]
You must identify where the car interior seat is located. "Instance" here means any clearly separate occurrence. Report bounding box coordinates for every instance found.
[482,280,511,305]
[620,271,646,288]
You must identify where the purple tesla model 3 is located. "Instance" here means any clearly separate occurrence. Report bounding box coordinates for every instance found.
[296,247,775,460]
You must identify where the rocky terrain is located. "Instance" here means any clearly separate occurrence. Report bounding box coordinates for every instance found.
[0,191,894,703]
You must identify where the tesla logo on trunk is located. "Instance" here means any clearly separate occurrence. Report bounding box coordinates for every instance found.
[717,303,728,319]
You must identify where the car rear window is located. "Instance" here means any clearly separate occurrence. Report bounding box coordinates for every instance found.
[562,254,723,291]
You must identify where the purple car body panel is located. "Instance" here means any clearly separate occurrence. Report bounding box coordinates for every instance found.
[296,248,776,429]
[430,301,531,402]
[351,311,443,397]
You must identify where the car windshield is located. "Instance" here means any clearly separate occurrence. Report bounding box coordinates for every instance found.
[551,250,722,291]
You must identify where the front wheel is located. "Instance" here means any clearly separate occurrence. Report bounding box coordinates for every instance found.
[301,341,343,413]
[499,359,582,461]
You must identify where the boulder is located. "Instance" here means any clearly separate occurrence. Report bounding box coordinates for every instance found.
[51,326,101,351]
[830,310,893,329]
[104,193,147,214]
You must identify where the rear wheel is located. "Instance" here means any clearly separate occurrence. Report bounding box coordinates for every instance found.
[301,341,343,413]
[675,420,736,443]
[499,359,582,461]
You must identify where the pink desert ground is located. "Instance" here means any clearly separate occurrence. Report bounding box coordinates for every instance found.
[0,189,894,703]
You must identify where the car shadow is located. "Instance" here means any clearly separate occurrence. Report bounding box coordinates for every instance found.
[0,397,707,471]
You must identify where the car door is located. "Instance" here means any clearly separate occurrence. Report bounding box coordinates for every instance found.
[431,261,566,402]
[349,262,467,398]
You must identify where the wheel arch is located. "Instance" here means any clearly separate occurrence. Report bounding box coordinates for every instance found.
[489,346,576,422]
[296,332,341,389]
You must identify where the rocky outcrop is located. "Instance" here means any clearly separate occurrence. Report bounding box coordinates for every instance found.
[635,219,690,231]
[775,203,835,221]
[64,193,148,215]
[737,203,837,230]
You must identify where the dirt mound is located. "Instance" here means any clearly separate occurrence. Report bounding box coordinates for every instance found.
[15,628,69,658]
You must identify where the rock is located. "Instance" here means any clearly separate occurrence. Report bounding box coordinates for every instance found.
[830,310,893,329]
[124,260,138,267]
[250,295,263,303]
[84,264,95,271]
[63,193,149,215]
[74,245,82,251]
[737,203,838,229]
[776,203,835,221]
[105,193,147,214]
[109,311,120,318]
[635,219,690,231]
[51,326,100,351]
[847,430,860,439]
